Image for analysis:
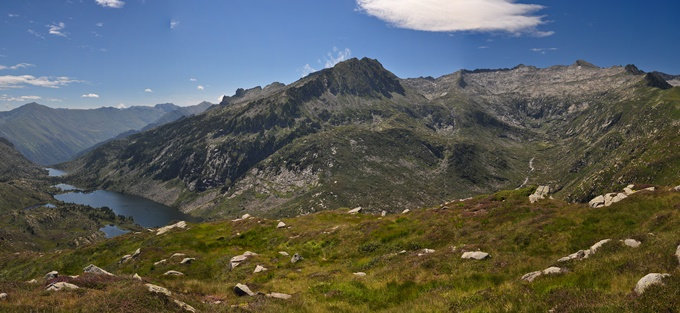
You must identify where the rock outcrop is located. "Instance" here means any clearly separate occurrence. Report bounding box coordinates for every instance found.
[461,251,490,260]
[146,283,172,297]
[277,221,286,228]
[156,221,187,235]
[254,265,267,273]
[529,186,550,203]
[46,282,79,291]
[163,270,184,276]
[348,207,362,214]
[83,264,114,276]
[622,239,641,248]
[266,292,292,300]
[634,273,670,295]
[234,283,256,297]
[521,267,567,282]
[558,239,611,262]
[44,271,58,281]
[291,253,303,263]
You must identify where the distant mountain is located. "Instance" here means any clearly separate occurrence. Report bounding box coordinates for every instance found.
[64,58,680,219]
[0,102,212,165]
[0,137,45,181]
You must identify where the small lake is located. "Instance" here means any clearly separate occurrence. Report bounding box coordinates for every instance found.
[99,225,130,238]
[46,168,66,177]
[54,190,193,228]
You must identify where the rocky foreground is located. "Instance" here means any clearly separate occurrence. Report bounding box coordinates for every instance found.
[0,185,679,312]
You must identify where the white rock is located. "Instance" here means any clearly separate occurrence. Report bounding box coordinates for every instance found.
[173,299,196,313]
[673,185,680,192]
[234,283,255,296]
[381,210,387,217]
[634,273,670,295]
[131,248,141,258]
[529,186,551,203]
[348,207,362,214]
[156,221,187,235]
[277,221,286,228]
[119,254,133,264]
[242,214,252,219]
[243,251,258,256]
[46,282,79,291]
[401,209,410,214]
[291,253,303,263]
[642,187,655,192]
[154,259,167,266]
[26,279,38,284]
[521,271,542,282]
[622,239,641,248]
[163,270,184,276]
[353,272,367,277]
[587,239,611,256]
[83,264,114,276]
[145,283,171,297]
[170,253,186,259]
[603,193,618,207]
[279,251,290,256]
[180,258,196,264]
[44,270,58,280]
[0,293,7,300]
[266,292,292,300]
[230,255,248,263]
[623,187,636,195]
[461,251,489,260]
[676,245,680,265]
[254,265,267,273]
[589,195,605,208]
[133,273,142,281]
[542,267,566,275]
[557,250,586,262]
[423,248,435,254]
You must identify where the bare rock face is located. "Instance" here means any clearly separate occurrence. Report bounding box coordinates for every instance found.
[675,245,680,265]
[0,293,7,300]
[529,186,550,203]
[234,283,255,297]
[589,195,606,208]
[635,273,670,295]
[180,258,196,264]
[133,273,143,281]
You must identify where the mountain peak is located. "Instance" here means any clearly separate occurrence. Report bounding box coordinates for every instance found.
[305,57,405,98]
[154,103,179,111]
[573,59,599,68]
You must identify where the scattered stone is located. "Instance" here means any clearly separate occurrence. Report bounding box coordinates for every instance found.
[154,259,168,266]
[353,272,367,277]
[381,210,387,217]
[586,239,611,257]
[624,186,636,195]
[291,253,303,263]
[173,299,197,313]
[673,185,680,192]
[557,250,586,262]
[521,271,543,282]
[119,254,133,264]
[634,273,670,295]
[529,186,551,203]
[44,271,58,281]
[170,253,187,259]
[243,251,257,256]
[589,195,606,208]
[348,207,362,214]
[254,265,267,273]
[83,264,114,276]
[131,248,141,258]
[26,279,38,284]
[622,239,641,248]
[46,282,79,291]
[461,251,490,260]
[398,250,407,254]
[234,283,255,297]
[133,273,143,281]
[279,251,289,256]
[181,258,196,264]
[642,187,655,192]
[146,283,172,297]
[156,221,187,235]
[401,209,410,214]
[277,221,286,228]
[0,293,7,300]
[542,267,566,275]
[164,270,184,276]
[423,249,435,254]
[266,292,292,300]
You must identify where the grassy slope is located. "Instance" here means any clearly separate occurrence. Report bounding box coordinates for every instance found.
[1,186,679,312]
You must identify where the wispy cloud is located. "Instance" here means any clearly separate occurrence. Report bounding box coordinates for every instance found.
[144,88,153,93]
[8,13,19,18]
[300,64,316,77]
[324,47,352,68]
[27,29,45,39]
[531,47,557,54]
[0,75,78,89]
[81,93,100,98]
[189,78,197,82]
[170,19,179,29]
[0,94,41,102]
[0,63,35,70]
[197,85,204,91]
[115,103,127,109]
[47,22,67,37]
[356,0,552,36]
[96,22,104,27]
[96,0,125,9]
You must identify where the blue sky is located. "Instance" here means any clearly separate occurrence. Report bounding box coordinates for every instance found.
[1,0,679,110]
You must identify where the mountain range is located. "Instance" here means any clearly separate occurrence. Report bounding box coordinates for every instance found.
[62,58,680,219]
[0,102,213,165]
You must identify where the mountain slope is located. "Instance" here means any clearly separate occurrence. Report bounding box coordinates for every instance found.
[63,58,680,218]
[0,102,211,165]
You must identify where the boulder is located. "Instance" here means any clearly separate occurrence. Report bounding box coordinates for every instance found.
[348,207,362,214]
[279,251,290,256]
[119,254,133,264]
[254,265,267,273]
[423,248,435,254]
[133,273,143,281]
[634,273,670,295]
[277,221,286,228]
[291,253,303,263]
[642,187,655,192]
[131,248,141,258]
[170,253,187,259]
[44,270,58,281]
[381,210,387,217]
[589,195,605,208]
[586,239,611,257]
[163,270,184,276]
[180,258,196,264]
[266,292,292,300]
[234,283,255,297]
[243,251,258,256]
[624,187,636,195]
[521,267,567,282]
[154,259,167,266]
[173,299,196,313]
[242,213,252,219]
[0,293,7,300]
[461,251,489,260]
[557,250,586,262]
[521,271,542,282]
[674,185,680,192]
[622,239,641,248]
[401,209,410,214]
[46,282,79,291]
[156,221,187,235]
[145,283,172,297]
[26,279,38,284]
[83,264,114,276]
[353,272,367,277]
[529,186,551,203]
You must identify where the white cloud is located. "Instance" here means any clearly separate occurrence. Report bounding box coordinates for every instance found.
[47,22,67,37]
[115,103,127,109]
[8,13,19,18]
[144,88,153,93]
[81,93,100,98]
[478,46,490,49]
[96,22,104,27]
[0,75,78,89]
[0,63,35,70]
[0,94,41,102]
[27,29,45,39]
[531,47,557,54]
[170,19,179,29]
[197,85,204,91]
[300,64,316,77]
[96,0,125,8]
[189,78,197,82]
[324,47,352,68]
[356,0,552,36]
